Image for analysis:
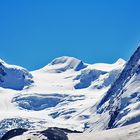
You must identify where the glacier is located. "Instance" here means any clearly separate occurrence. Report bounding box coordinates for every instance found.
[1,45,140,139]
[0,56,126,139]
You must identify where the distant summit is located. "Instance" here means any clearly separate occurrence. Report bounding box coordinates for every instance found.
[43,56,87,73]
[41,56,126,74]
[115,58,126,65]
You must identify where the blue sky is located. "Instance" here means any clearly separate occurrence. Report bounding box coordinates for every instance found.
[0,0,140,70]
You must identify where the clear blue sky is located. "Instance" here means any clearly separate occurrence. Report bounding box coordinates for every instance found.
[0,0,140,70]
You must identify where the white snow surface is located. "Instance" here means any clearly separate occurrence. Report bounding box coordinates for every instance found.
[86,46,140,132]
[0,59,33,90]
[8,122,140,140]
[0,56,125,137]
[69,122,140,140]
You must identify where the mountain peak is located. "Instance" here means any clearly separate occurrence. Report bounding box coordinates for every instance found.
[50,56,82,65]
[44,56,87,72]
[115,58,126,65]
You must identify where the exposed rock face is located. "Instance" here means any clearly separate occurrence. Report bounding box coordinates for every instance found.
[1,127,68,140]
[1,128,28,140]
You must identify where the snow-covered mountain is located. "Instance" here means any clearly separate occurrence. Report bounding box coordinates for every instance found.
[0,59,33,90]
[0,56,125,138]
[3,45,140,139]
[43,56,87,73]
[87,46,140,132]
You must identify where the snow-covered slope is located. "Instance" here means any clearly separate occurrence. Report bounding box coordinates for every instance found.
[0,59,33,90]
[3,46,140,140]
[74,58,124,89]
[69,122,140,140]
[0,56,125,138]
[87,46,140,132]
[4,120,140,140]
[42,56,87,73]
[31,56,125,92]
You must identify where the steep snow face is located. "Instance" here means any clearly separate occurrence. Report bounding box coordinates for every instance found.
[74,69,107,89]
[42,56,87,73]
[88,46,140,131]
[0,59,33,90]
[74,59,125,90]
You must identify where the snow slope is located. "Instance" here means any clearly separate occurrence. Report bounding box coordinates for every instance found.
[69,122,140,140]
[4,120,140,140]
[2,46,140,140]
[44,56,87,72]
[0,59,33,90]
[87,46,140,132]
[0,56,125,137]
